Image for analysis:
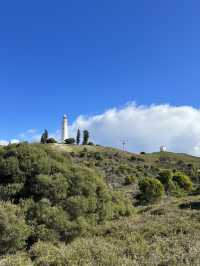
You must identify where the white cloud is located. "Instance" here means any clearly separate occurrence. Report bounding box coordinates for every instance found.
[10,139,20,144]
[70,103,200,156]
[0,140,9,146]
[2,103,200,156]
[0,139,20,146]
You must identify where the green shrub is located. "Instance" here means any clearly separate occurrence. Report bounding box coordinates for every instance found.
[60,237,129,266]
[11,143,50,176]
[111,191,133,218]
[158,170,173,185]
[173,172,193,192]
[32,173,68,203]
[124,176,137,185]
[94,152,104,160]
[0,183,24,201]
[30,241,68,266]
[0,143,134,255]
[26,200,75,243]
[0,202,31,255]
[64,167,113,222]
[118,164,131,174]
[46,138,57,144]
[157,170,174,192]
[30,239,129,266]
[65,138,75,145]
[0,252,32,266]
[0,156,22,184]
[139,177,165,203]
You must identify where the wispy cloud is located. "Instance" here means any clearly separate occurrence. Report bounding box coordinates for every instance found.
[0,129,39,146]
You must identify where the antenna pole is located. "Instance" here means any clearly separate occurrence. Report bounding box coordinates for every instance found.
[122,141,126,152]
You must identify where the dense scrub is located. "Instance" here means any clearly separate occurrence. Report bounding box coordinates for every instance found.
[69,146,199,189]
[0,143,132,264]
[0,143,199,265]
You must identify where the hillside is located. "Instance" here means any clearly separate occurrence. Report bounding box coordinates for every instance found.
[0,143,200,265]
[53,143,200,189]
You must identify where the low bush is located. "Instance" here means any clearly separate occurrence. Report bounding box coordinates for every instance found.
[94,152,104,160]
[0,202,31,255]
[46,138,57,144]
[124,176,137,185]
[32,173,68,203]
[158,170,173,185]
[173,172,193,192]
[0,252,32,266]
[157,170,174,192]
[64,138,75,145]
[139,177,165,203]
[111,191,133,218]
[30,241,68,266]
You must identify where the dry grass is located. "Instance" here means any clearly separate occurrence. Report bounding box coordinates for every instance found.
[71,195,200,266]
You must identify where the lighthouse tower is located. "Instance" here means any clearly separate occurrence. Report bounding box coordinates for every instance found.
[61,115,69,143]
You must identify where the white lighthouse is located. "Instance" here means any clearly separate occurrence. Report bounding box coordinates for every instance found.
[61,115,69,143]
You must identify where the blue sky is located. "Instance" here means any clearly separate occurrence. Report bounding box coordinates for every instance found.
[0,1,200,152]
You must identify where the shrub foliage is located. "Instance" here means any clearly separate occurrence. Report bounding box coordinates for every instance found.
[0,143,132,261]
[139,177,165,203]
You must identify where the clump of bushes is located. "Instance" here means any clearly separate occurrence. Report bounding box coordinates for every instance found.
[173,172,193,192]
[29,238,128,266]
[157,170,174,192]
[0,202,31,255]
[138,177,165,203]
[0,252,32,266]
[111,191,133,218]
[46,138,57,144]
[65,138,75,145]
[0,143,133,256]
[94,152,104,160]
[157,170,193,195]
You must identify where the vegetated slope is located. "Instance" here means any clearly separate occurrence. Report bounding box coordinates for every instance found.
[53,144,200,188]
[0,143,200,265]
[0,143,132,265]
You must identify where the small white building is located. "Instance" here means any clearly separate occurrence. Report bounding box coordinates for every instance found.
[160,145,167,152]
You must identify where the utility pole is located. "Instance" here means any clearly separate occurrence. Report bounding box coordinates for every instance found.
[122,141,126,152]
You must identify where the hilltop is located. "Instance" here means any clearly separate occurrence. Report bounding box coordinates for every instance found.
[0,142,200,265]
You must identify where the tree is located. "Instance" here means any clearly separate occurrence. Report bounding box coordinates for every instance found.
[76,129,81,145]
[40,130,48,144]
[65,138,75,145]
[82,130,89,145]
